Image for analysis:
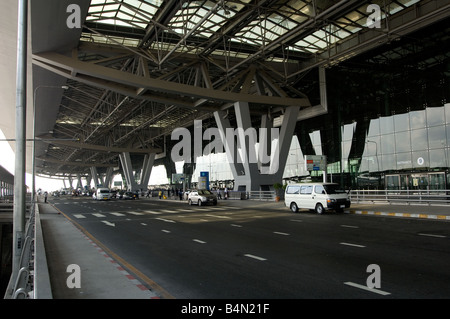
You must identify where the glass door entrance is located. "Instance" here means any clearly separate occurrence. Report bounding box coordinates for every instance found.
[385,172,446,190]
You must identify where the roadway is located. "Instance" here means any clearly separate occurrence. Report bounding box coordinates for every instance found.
[38,194,450,300]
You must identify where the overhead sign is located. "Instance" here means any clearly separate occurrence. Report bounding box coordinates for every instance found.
[305,155,327,171]
[172,173,185,183]
[198,171,209,190]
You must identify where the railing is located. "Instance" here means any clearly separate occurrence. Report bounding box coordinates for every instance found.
[350,189,450,205]
[4,202,52,299]
[247,191,276,201]
[4,206,35,299]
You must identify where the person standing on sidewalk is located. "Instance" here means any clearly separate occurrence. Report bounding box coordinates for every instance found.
[44,191,48,203]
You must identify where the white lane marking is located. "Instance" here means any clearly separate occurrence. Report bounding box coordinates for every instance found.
[231,224,243,228]
[161,229,171,233]
[341,224,359,228]
[128,211,144,215]
[205,214,230,219]
[160,209,177,213]
[140,223,147,226]
[244,254,267,261]
[193,239,206,244]
[344,282,391,296]
[155,218,176,223]
[73,214,85,219]
[144,210,161,215]
[110,212,126,216]
[290,219,302,223]
[340,242,366,248]
[92,213,106,218]
[418,233,446,238]
[101,221,115,227]
[273,231,290,236]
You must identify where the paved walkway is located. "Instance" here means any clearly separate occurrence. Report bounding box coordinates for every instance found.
[38,201,162,299]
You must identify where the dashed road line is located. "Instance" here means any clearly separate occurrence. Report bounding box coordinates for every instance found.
[418,233,446,238]
[155,217,176,223]
[193,239,206,244]
[144,210,162,215]
[128,211,144,215]
[205,214,230,219]
[340,242,366,248]
[244,254,267,261]
[273,231,290,236]
[110,212,126,216]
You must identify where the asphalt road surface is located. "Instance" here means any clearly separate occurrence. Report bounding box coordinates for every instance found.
[50,195,450,299]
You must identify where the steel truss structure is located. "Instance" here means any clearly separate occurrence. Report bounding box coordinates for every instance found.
[30,0,449,179]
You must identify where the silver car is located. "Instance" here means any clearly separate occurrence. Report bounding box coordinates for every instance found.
[188,189,218,206]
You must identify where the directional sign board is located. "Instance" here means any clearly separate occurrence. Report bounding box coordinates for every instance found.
[198,171,209,190]
[172,173,185,183]
[305,155,327,172]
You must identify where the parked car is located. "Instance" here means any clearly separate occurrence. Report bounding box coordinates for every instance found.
[122,191,139,200]
[284,182,350,214]
[93,188,111,201]
[188,189,217,206]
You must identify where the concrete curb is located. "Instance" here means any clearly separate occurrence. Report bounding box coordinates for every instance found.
[347,209,450,221]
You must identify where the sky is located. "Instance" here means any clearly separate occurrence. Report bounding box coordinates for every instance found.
[0,127,173,192]
[0,128,66,191]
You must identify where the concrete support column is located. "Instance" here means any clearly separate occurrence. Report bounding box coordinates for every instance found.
[119,152,137,191]
[68,176,73,190]
[76,173,83,189]
[86,176,92,189]
[104,167,114,189]
[214,101,299,191]
[119,152,155,191]
[90,167,103,188]
[140,153,155,189]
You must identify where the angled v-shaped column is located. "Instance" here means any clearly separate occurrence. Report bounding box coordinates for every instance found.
[214,101,299,191]
[119,152,155,191]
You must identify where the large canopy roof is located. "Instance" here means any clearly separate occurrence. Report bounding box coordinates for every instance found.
[1,0,448,179]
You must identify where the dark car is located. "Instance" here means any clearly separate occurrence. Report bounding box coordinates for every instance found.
[122,191,139,200]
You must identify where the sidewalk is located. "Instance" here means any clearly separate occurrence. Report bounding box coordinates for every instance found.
[38,202,163,299]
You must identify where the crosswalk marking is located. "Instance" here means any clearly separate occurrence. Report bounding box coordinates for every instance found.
[128,211,144,215]
[71,205,243,220]
[144,210,162,215]
[110,212,126,216]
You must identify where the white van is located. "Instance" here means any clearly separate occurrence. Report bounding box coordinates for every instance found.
[93,188,111,201]
[284,183,350,214]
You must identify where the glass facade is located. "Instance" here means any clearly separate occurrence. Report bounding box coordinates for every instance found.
[164,104,450,190]
[151,18,450,191]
